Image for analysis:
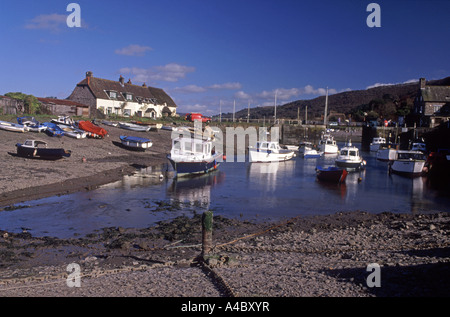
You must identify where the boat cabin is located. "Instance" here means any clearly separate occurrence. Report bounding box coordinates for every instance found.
[339,147,359,158]
[171,137,214,161]
[23,140,48,148]
[396,151,426,161]
[255,141,282,152]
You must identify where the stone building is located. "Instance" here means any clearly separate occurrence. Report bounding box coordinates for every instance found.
[37,98,89,117]
[414,78,450,127]
[67,71,177,118]
[0,95,23,115]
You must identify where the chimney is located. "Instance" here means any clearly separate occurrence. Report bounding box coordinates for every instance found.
[86,71,93,85]
[142,82,147,87]
[119,75,125,86]
[127,79,132,84]
[420,78,426,89]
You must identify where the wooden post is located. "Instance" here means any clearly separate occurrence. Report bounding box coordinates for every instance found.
[202,211,213,257]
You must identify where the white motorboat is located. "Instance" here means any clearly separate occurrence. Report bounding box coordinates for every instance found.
[248,141,295,163]
[376,146,398,162]
[370,137,386,152]
[318,134,339,154]
[167,136,223,177]
[303,149,322,158]
[335,140,365,170]
[389,150,427,177]
[298,141,313,154]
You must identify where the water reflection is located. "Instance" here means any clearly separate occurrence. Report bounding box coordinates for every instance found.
[247,160,297,192]
[167,171,226,208]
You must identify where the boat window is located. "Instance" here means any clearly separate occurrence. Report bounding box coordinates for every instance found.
[195,143,203,153]
[25,140,32,146]
[270,143,276,150]
[173,140,181,150]
[261,142,268,149]
[341,150,348,155]
[184,142,192,152]
[349,150,357,156]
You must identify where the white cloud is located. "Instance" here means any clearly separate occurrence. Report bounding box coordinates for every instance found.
[172,85,207,93]
[366,79,418,89]
[209,82,242,90]
[24,14,67,32]
[172,82,242,94]
[115,44,153,56]
[119,63,196,83]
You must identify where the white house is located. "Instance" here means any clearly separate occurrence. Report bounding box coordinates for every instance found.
[67,71,177,118]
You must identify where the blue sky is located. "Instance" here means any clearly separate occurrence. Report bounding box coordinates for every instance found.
[1,0,449,116]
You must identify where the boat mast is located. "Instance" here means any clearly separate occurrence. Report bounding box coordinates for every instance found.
[323,87,328,126]
[274,90,278,124]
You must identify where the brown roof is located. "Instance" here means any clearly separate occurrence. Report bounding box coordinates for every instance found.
[37,97,89,108]
[421,85,450,103]
[76,75,177,108]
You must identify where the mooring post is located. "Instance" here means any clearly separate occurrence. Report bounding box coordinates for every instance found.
[202,211,213,257]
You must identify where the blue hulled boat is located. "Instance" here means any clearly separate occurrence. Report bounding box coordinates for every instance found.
[167,136,223,177]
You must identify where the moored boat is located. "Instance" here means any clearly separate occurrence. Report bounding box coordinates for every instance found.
[370,137,386,152]
[120,135,153,150]
[16,139,71,160]
[17,116,47,133]
[335,140,365,170]
[167,136,223,177]
[57,125,87,139]
[298,141,313,154]
[78,121,108,138]
[118,122,151,132]
[315,166,348,184]
[389,150,427,177]
[318,134,339,154]
[303,149,322,158]
[0,120,29,133]
[42,122,64,137]
[248,141,295,163]
[376,145,398,162]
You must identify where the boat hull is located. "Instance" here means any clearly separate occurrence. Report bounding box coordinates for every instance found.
[390,160,426,177]
[120,136,153,150]
[248,148,295,162]
[335,159,363,169]
[16,144,71,160]
[168,153,222,177]
[316,166,348,183]
[376,148,397,162]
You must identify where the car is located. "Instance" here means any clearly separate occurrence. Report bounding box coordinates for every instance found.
[185,113,211,123]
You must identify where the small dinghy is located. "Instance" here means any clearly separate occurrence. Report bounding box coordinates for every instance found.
[118,122,151,132]
[0,120,29,133]
[17,116,47,133]
[315,166,348,184]
[120,135,153,150]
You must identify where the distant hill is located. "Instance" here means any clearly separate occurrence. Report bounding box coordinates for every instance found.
[219,76,450,122]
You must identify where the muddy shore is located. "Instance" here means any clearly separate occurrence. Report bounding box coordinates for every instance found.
[0,122,449,298]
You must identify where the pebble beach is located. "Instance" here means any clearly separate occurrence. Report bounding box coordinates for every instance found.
[0,122,449,299]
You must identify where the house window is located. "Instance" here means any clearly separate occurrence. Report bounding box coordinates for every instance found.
[107,107,112,115]
[123,93,133,101]
[109,91,117,99]
[123,109,131,117]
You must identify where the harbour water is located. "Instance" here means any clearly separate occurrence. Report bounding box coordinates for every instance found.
[1,142,449,238]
